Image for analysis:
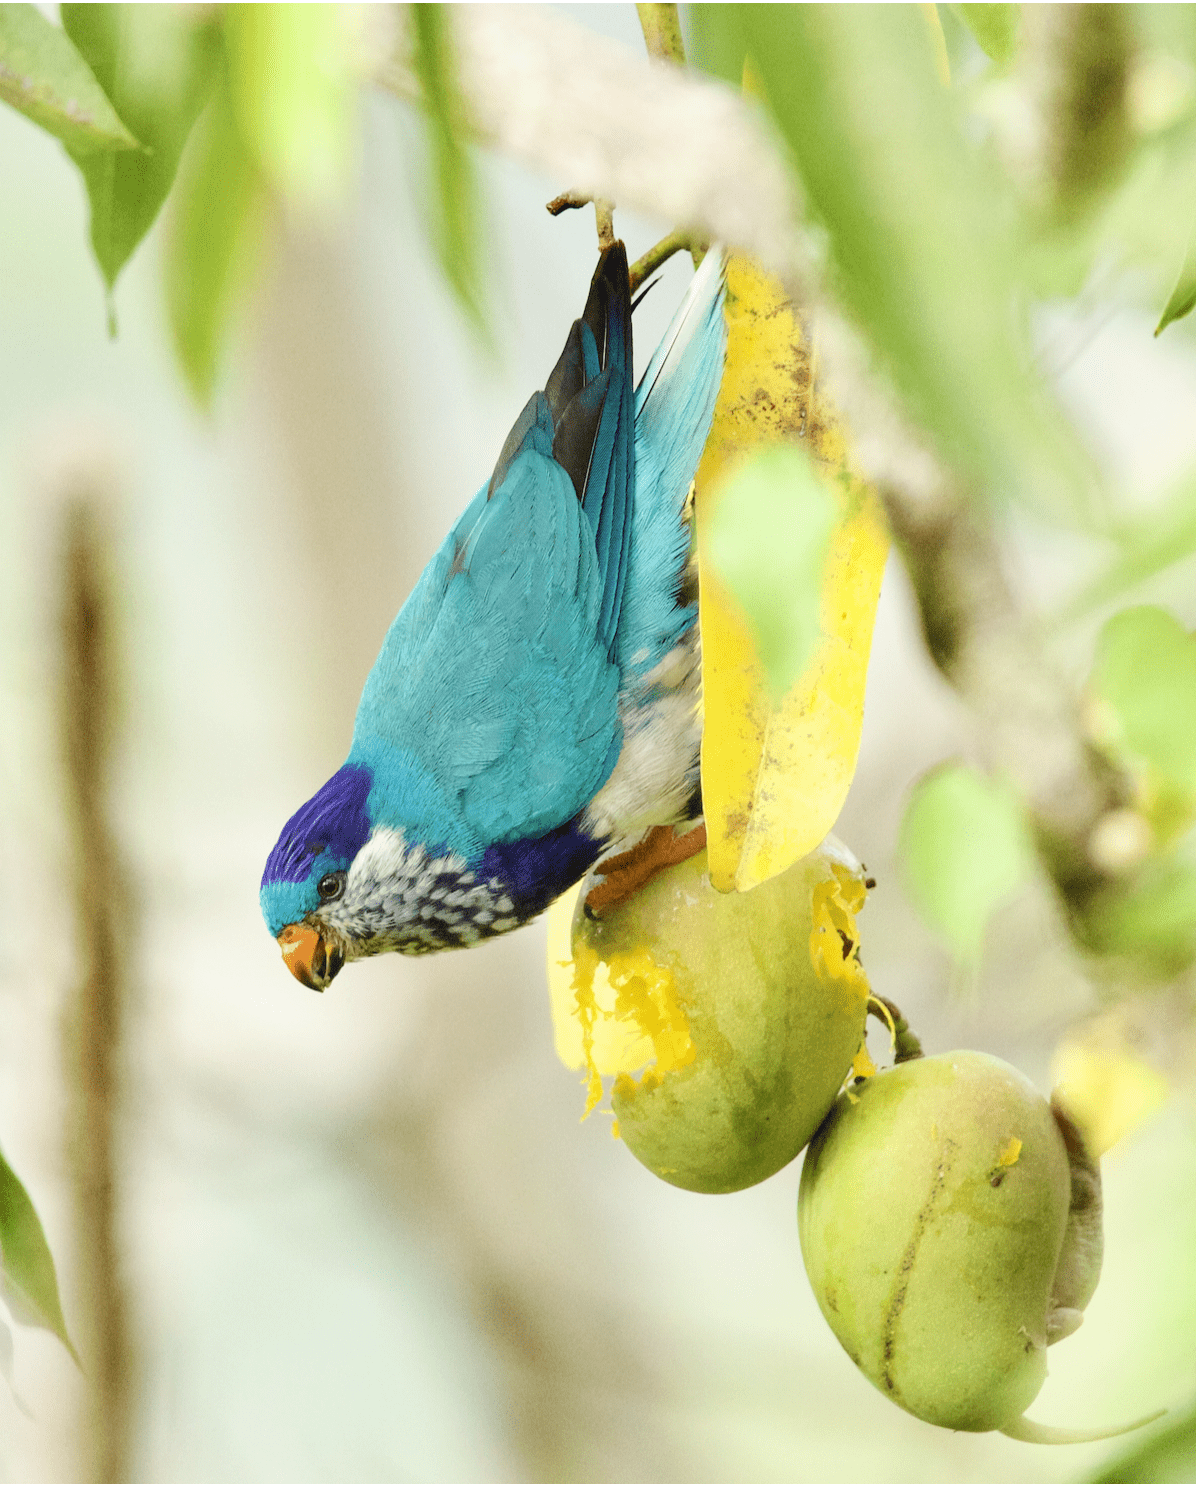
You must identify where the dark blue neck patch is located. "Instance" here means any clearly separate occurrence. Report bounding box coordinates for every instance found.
[477,814,602,917]
[262,763,374,887]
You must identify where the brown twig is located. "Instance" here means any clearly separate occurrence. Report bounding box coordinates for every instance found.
[59,491,133,1484]
[594,197,615,250]
[544,190,615,250]
[546,189,591,217]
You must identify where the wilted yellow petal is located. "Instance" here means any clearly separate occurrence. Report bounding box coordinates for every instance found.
[996,1136,1022,1169]
[696,256,888,892]
[1051,1036,1168,1157]
[544,888,693,1117]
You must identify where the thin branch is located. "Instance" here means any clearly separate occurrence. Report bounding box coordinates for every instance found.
[868,996,924,1064]
[628,229,705,291]
[58,485,133,1485]
[546,189,592,217]
[594,197,615,250]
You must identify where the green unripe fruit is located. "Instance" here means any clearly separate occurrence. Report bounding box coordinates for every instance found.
[799,1051,1090,1433]
[558,843,870,1194]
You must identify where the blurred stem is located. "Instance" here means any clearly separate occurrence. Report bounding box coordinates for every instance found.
[628,229,707,291]
[636,4,685,65]
[634,4,703,271]
[59,493,133,1484]
[869,996,924,1063]
[1033,4,1131,223]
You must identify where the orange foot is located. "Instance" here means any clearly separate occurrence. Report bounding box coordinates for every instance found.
[584,822,708,915]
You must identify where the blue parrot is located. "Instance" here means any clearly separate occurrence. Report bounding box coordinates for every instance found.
[261,242,726,987]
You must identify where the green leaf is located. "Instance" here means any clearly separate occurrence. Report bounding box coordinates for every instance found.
[691,5,1087,520]
[687,4,748,87]
[164,62,267,406]
[951,4,1019,65]
[1078,850,1196,975]
[222,3,355,213]
[60,4,219,294]
[706,445,837,700]
[899,764,1034,961]
[1091,1397,1196,1482]
[410,3,487,333]
[0,1145,78,1366]
[1055,469,1196,623]
[1090,606,1196,796]
[1156,235,1196,335]
[0,2,138,154]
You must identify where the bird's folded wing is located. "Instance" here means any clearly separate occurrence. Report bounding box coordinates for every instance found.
[352,452,622,852]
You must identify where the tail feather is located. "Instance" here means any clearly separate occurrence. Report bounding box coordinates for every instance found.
[617,249,727,678]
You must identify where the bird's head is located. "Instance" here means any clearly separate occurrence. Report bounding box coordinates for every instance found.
[260,763,373,989]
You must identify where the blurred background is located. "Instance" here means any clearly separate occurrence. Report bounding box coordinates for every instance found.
[0,2,1194,1481]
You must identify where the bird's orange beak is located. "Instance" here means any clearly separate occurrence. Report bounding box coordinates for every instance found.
[276,923,344,990]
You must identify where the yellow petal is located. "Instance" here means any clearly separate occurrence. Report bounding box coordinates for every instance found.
[1051,1035,1169,1158]
[696,256,889,893]
[544,887,691,1114]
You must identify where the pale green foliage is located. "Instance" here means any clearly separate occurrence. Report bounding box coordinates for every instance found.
[706,446,836,700]
[1093,1397,1196,1482]
[0,1147,77,1366]
[951,4,1019,66]
[0,2,138,154]
[1080,851,1196,975]
[1156,235,1196,336]
[165,5,359,404]
[899,764,1034,962]
[61,4,218,298]
[223,4,357,213]
[411,4,487,334]
[1058,473,1196,624]
[1091,606,1196,797]
[164,64,266,407]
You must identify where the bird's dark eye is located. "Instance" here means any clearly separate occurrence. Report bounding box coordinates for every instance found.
[317,871,346,902]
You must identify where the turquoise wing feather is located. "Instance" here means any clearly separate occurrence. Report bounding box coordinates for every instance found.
[350,450,621,856]
[619,250,726,677]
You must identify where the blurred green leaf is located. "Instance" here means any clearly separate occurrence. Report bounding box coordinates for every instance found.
[950,4,1018,65]
[61,4,219,296]
[1057,470,1196,623]
[223,4,356,213]
[1078,849,1196,975]
[165,63,267,407]
[691,5,1087,519]
[899,763,1034,961]
[0,1146,78,1366]
[1090,606,1196,795]
[688,4,748,87]
[706,445,837,700]
[1092,1397,1196,1482]
[1156,236,1196,335]
[410,3,486,333]
[0,2,138,154]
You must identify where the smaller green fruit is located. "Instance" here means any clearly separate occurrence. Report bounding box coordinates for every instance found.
[553,843,871,1194]
[798,1051,1087,1433]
